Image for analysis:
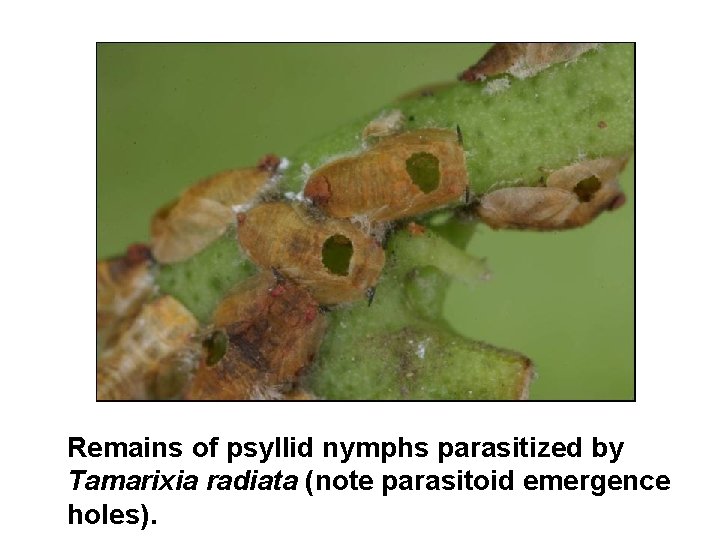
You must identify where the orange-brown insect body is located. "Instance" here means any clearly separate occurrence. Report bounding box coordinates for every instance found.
[186,273,327,400]
[304,129,468,221]
[96,244,155,348]
[97,295,201,400]
[236,202,385,304]
[151,157,278,263]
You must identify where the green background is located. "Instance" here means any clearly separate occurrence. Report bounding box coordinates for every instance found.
[97,44,634,400]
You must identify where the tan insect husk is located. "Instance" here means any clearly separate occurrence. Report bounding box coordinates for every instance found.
[304,128,468,221]
[477,187,580,230]
[186,272,327,400]
[151,160,278,263]
[460,43,599,81]
[475,156,628,230]
[361,109,406,141]
[145,347,201,400]
[236,201,385,305]
[97,295,202,400]
[544,156,627,191]
[96,244,155,349]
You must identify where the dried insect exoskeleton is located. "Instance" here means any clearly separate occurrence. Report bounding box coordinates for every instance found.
[96,243,155,349]
[97,295,202,400]
[236,201,385,304]
[304,128,468,221]
[460,43,599,81]
[475,156,628,230]
[186,272,327,400]
[361,109,405,142]
[150,155,281,263]
[145,347,201,400]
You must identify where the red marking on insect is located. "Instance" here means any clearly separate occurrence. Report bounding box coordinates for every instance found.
[608,193,626,211]
[304,307,317,323]
[304,176,331,206]
[407,222,426,236]
[125,243,153,265]
[270,284,287,297]
[257,154,281,173]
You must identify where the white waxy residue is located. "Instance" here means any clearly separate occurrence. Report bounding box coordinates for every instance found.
[416,339,429,359]
[483,77,511,95]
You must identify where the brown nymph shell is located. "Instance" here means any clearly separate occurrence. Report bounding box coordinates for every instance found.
[475,156,628,230]
[304,128,468,221]
[96,243,155,349]
[236,201,385,304]
[186,272,327,400]
[460,43,599,81]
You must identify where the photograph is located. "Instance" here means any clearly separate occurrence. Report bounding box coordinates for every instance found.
[97,43,635,401]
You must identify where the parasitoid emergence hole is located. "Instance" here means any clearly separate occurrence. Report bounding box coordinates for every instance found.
[204,330,228,367]
[406,152,440,193]
[322,235,353,276]
[574,176,602,202]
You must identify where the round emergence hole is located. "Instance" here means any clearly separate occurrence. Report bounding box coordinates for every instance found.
[406,152,440,193]
[322,235,353,276]
[574,176,602,202]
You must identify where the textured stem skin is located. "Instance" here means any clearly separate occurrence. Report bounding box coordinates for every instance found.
[307,323,533,400]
